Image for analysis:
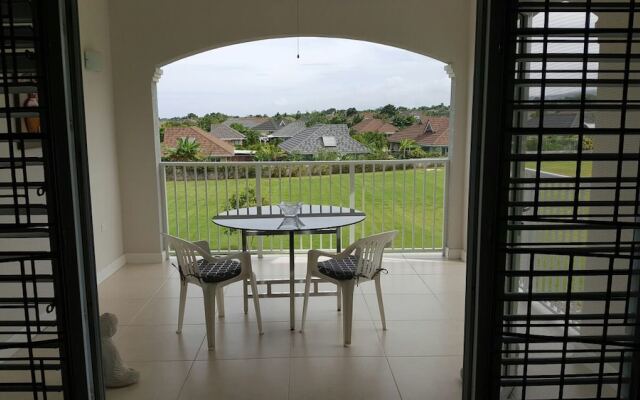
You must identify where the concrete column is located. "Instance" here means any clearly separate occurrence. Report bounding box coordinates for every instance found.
[444,63,468,260]
[112,63,165,263]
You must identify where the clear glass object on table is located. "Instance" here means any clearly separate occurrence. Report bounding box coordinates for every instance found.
[277,201,305,229]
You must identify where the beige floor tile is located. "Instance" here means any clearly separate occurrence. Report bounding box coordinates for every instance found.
[0,369,63,400]
[219,296,293,323]
[380,257,418,274]
[99,297,150,325]
[196,321,292,360]
[388,356,463,400]
[434,292,466,320]
[130,297,206,326]
[251,256,308,278]
[363,293,450,321]
[113,324,205,362]
[292,320,384,357]
[359,275,431,295]
[178,358,290,400]
[298,293,371,322]
[105,361,191,400]
[154,280,204,298]
[223,280,335,297]
[99,274,166,300]
[408,259,466,275]
[289,357,401,400]
[419,274,466,294]
[377,320,464,356]
[110,262,177,280]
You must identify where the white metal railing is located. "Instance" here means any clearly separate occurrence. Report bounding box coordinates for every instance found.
[519,168,588,315]
[159,159,448,254]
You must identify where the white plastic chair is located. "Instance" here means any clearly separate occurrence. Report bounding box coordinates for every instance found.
[301,231,397,346]
[163,234,263,349]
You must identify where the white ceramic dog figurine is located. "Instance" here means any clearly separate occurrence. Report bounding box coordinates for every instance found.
[100,313,140,388]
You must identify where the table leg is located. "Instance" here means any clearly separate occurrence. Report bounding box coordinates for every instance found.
[242,230,248,314]
[289,231,295,331]
[336,228,341,253]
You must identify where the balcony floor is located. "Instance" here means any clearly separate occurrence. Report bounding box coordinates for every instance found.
[99,253,466,400]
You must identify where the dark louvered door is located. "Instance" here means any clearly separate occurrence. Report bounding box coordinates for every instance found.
[469,0,640,399]
[0,0,102,399]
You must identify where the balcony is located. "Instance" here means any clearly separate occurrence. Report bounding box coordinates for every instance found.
[159,158,448,254]
[99,253,465,400]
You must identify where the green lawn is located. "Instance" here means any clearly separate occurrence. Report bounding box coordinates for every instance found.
[164,167,445,252]
[522,161,589,306]
[524,161,592,177]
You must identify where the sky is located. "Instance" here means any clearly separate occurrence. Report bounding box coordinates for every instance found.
[157,37,450,118]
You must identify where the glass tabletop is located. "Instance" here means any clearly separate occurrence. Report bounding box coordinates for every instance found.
[212,204,365,232]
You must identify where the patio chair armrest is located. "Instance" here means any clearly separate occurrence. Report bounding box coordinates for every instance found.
[308,246,355,262]
[193,240,210,254]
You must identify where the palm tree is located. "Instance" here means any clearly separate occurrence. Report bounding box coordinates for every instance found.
[398,139,418,159]
[164,137,202,161]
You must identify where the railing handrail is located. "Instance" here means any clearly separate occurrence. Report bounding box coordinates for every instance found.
[159,158,449,168]
[160,157,448,253]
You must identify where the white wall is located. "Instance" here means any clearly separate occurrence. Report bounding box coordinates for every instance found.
[107,0,476,259]
[78,0,125,276]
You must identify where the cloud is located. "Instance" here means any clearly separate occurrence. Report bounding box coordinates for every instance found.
[157,37,450,117]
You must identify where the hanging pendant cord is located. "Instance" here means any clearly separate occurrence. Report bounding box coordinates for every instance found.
[296,0,300,59]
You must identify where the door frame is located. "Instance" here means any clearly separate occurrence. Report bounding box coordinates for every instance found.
[41,0,104,398]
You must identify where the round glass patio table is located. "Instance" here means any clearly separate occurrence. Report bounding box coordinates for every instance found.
[212,204,366,330]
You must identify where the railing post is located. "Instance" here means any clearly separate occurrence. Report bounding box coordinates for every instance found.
[255,164,264,258]
[349,163,356,244]
[159,163,169,260]
[441,160,450,257]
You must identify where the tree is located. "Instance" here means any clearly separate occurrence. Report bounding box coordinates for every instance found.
[398,139,419,159]
[230,123,261,148]
[391,114,415,128]
[164,137,202,161]
[313,150,340,161]
[353,131,389,153]
[254,143,286,161]
[349,113,364,126]
[379,104,397,118]
[197,112,227,131]
[346,107,358,117]
[305,111,329,127]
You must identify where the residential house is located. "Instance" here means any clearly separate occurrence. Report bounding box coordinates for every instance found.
[388,116,449,155]
[162,126,235,159]
[223,116,269,129]
[269,119,306,141]
[253,118,288,135]
[210,123,245,146]
[279,124,369,157]
[351,117,397,135]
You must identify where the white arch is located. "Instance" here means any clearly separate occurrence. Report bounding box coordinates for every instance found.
[106,0,474,261]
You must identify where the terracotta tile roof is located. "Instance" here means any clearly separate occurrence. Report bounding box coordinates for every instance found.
[163,126,235,157]
[388,116,449,147]
[352,118,398,134]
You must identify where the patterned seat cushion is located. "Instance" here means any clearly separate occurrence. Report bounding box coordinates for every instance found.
[317,255,359,280]
[197,259,242,283]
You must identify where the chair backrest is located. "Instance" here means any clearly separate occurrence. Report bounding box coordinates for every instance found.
[352,231,398,280]
[163,234,204,278]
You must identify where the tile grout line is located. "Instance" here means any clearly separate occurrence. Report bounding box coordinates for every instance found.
[175,335,206,400]
[384,355,404,400]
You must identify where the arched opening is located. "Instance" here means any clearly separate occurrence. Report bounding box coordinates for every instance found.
[105,36,467,399]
